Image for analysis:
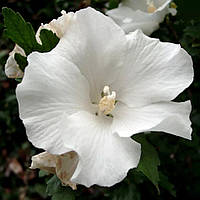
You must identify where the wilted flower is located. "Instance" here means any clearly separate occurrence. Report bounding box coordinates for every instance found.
[5,44,25,78]
[30,151,78,190]
[106,0,177,35]
[16,7,193,187]
[4,10,73,79]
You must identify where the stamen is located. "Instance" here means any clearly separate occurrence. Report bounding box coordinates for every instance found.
[103,85,110,96]
[107,91,116,100]
[146,0,156,13]
[98,86,116,115]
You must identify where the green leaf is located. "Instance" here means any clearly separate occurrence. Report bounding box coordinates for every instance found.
[2,7,39,55]
[109,0,120,9]
[46,175,75,200]
[52,191,75,200]
[39,29,59,52]
[2,7,59,55]
[14,53,28,72]
[39,170,49,178]
[159,172,176,197]
[34,183,48,198]
[46,175,61,196]
[133,134,160,192]
[111,182,141,200]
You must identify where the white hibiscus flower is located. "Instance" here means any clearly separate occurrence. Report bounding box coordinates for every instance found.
[4,10,73,79]
[16,7,193,187]
[106,0,177,35]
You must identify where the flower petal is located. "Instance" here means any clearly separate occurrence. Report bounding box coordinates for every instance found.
[16,51,92,154]
[30,151,56,174]
[112,30,193,107]
[61,111,141,187]
[56,151,78,190]
[107,0,176,35]
[112,101,192,139]
[56,7,127,103]
[5,45,25,78]
[106,6,159,35]
[30,151,78,190]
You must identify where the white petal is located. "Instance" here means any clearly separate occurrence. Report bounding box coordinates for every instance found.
[5,45,25,78]
[122,0,148,11]
[112,101,192,139]
[56,7,127,103]
[36,10,74,43]
[168,8,177,16]
[61,111,141,187]
[106,6,159,35]
[16,50,92,154]
[107,0,174,35]
[112,30,193,107]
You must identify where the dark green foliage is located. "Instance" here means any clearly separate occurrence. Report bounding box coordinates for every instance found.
[2,7,59,56]
[46,175,75,200]
[39,29,60,52]
[110,182,141,200]
[159,172,176,197]
[14,53,28,71]
[2,7,39,55]
[108,0,120,9]
[134,134,160,191]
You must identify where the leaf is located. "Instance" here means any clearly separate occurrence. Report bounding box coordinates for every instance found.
[109,0,120,9]
[2,7,39,55]
[39,170,49,178]
[14,53,28,72]
[46,175,75,200]
[39,29,59,52]
[46,175,61,196]
[52,191,75,200]
[159,172,176,197]
[2,7,59,56]
[34,183,48,198]
[111,182,141,200]
[133,134,160,192]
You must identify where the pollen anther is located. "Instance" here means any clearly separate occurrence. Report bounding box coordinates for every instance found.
[98,86,116,115]
[147,0,156,13]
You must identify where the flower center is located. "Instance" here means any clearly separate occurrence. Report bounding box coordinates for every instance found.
[146,0,156,13]
[98,86,116,115]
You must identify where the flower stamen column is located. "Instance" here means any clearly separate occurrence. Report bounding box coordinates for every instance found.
[98,86,116,115]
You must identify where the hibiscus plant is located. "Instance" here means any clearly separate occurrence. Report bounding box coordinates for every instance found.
[0,0,198,200]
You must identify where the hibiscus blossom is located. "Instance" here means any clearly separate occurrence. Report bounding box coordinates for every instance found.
[16,7,193,187]
[106,0,177,35]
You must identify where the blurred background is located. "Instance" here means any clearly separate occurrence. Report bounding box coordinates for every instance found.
[0,0,200,199]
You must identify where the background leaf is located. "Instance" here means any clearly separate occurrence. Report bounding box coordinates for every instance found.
[14,53,28,72]
[2,7,39,55]
[39,29,59,52]
[133,134,160,192]
[2,7,59,56]
[46,175,75,200]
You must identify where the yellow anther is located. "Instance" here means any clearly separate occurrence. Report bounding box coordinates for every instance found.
[98,86,116,115]
[170,2,177,9]
[147,1,156,13]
